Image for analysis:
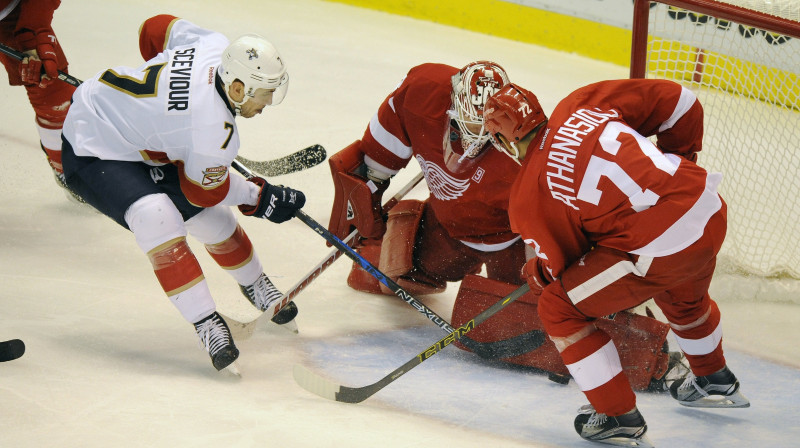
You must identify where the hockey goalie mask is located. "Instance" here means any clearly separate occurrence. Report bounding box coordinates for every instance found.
[444,61,510,173]
[219,34,289,115]
[484,83,547,164]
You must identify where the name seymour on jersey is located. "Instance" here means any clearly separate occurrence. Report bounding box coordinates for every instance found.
[168,48,195,111]
[545,108,619,210]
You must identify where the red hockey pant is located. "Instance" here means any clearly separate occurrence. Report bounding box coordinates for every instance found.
[537,211,727,416]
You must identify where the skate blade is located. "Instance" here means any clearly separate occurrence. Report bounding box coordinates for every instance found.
[221,361,242,378]
[594,434,654,448]
[680,390,750,408]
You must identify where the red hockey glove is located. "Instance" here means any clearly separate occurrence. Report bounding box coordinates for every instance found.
[330,171,388,240]
[16,29,58,87]
[238,177,306,223]
[521,257,553,296]
[328,142,390,242]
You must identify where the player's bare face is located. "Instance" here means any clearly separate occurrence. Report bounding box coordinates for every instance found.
[239,88,275,118]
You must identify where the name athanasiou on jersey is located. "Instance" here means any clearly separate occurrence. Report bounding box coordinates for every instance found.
[509,79,723,276]
[62,18,244,208]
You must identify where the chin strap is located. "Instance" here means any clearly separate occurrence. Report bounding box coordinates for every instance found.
[227,94,244,116]
[495,141,522,166]
[223,84,245,116]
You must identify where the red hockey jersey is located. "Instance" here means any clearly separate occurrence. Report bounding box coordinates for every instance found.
[509,79,724,277]
[0,1,59,33]
[360,63,521,246]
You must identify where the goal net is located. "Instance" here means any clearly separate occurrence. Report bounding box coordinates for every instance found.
[631,0,800,302]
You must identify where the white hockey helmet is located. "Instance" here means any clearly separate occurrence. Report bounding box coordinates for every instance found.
[444,61,510,172]
[218,34,289,112]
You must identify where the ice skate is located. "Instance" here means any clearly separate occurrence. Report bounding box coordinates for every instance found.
[648,351,690,392]
[50,165,87,204]
[240,272,299,332]
[669,365,750,408]
[194,312,240,371]
[574,405,654,447]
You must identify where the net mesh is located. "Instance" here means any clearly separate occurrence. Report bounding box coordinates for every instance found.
[715,0,800,21]
[643,0,800,301]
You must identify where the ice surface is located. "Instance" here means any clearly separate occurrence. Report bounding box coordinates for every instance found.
[1,1,798,447]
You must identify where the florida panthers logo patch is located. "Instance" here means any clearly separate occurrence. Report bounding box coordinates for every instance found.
[202,166,227,186]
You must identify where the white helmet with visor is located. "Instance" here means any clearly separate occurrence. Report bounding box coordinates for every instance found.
[218,34,289,114]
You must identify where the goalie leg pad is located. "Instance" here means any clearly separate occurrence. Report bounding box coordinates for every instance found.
[346,239,385,295]
[595,310,671,391]
[379,199,425,278]
[378,200,446,295]
[452,275,673,390]
[451,275,569,376]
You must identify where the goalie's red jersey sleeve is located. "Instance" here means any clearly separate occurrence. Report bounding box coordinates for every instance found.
[359,63,457,173]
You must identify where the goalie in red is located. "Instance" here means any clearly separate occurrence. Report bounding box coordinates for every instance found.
[483,80,750,447]
[326,61,686,394]
[0,0,81,201]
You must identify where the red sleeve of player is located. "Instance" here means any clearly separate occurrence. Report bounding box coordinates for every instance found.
[173,161,231,208]
[138,14,180,61]
[360,87,413,172]
[14,0,60,34]
[651,89,703,160]
[596,79,703,159]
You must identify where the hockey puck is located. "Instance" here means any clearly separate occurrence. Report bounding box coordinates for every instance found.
[0,339,25,362]
[548,372,571,385]
[271,302,298,325]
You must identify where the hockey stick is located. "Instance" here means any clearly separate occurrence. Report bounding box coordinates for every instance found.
[293,283,530,403]
[0,42,82,87]
[291,209,463,329]
[0,41,323,178]
[231,159,528,355]
[232,158,460,333]
[0,339,26,362]
[235,144,327,177]
[242,171,425,328]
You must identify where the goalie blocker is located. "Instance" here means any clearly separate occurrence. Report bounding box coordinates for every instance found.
[451,275,677,391]
[329,141,447,296]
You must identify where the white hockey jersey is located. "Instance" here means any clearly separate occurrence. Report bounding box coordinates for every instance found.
[62,17,257,208]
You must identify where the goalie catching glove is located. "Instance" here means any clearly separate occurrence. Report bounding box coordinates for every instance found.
[239,176,305,223]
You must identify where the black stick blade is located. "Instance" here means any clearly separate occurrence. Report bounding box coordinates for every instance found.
[0,339,25,362]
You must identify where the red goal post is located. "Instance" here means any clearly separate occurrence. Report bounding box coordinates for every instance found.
[629,0,800,302]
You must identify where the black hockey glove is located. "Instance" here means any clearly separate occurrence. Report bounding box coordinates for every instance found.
[239,176,306,223]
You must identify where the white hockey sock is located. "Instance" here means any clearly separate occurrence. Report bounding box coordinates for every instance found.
[168,279,217,324]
